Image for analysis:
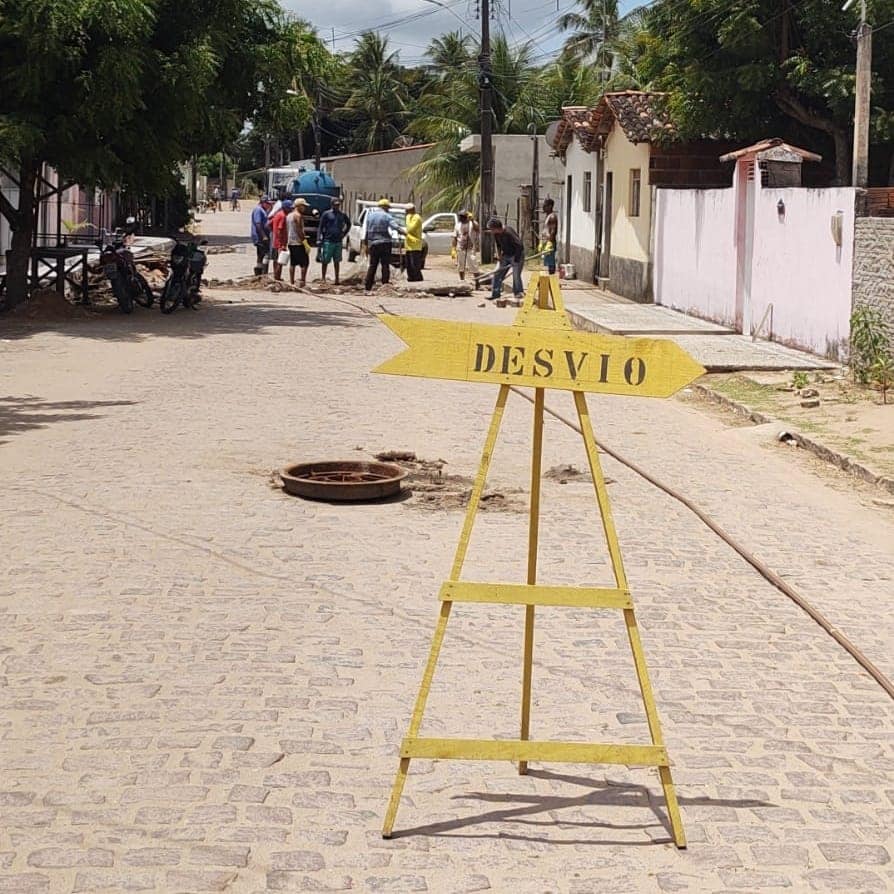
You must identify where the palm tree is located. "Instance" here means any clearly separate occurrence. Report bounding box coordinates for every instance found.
[340,32,407,151]
[558,0,648,83]
[408,35,544,208]
[426,31,473,80]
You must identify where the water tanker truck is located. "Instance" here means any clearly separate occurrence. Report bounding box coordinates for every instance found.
[283,169,341,245]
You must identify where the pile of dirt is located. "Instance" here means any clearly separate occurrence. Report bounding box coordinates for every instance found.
[374,450,524,512]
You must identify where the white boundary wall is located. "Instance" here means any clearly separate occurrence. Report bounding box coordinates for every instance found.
[653,188,737,327]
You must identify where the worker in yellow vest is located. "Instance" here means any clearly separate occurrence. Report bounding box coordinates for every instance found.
[404,203,424,282]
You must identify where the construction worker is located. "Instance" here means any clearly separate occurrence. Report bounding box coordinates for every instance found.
[362,198,406,294]
[404,203,424,282]
[540,198,558,274]
[486,217,525,306]
[452,210,480,280]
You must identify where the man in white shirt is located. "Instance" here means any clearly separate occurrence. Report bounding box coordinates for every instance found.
[451,210,480,280]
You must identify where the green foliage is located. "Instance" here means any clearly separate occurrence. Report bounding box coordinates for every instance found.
[636,0,894,182]
[792,371,810,390]
[871,354,894,404]
[850,304,891,384]
[339,32,408,152]
[197,154,236,178]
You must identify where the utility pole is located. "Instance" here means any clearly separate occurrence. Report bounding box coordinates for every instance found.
[529,123,540,250]
[479,0,495,262]
[314,85,322,171]
[849,0,872,187]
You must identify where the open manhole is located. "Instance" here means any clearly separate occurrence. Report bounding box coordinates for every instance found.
[280,460,407,502]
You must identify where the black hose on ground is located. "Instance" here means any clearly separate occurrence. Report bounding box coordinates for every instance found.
[508,386,894,703]
[318,293,894,702]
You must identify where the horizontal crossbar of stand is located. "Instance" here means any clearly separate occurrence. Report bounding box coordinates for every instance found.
[401,737,668,766]
[439,581,632,609]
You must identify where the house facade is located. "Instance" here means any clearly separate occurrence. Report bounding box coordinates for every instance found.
[553,92,733,302]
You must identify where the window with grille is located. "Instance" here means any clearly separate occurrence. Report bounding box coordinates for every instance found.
[583,171,592,213]
[629,169,641,217]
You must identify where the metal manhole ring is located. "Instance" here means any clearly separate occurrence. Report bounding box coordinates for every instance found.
[280,460,408,502]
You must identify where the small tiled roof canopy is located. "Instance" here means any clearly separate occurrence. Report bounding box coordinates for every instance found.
[719,138,822,163]
[553,91,675,153]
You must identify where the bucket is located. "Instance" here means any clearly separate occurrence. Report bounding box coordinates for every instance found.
[562,263,576,280]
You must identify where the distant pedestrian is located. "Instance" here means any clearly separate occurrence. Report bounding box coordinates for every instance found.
[362,198,406,294]
[287,198,310,287]
[230,187,241,211]
[270,198,293,282]
[212,185,222,212]
[404,203,424,282]
[486,217,525,306]
[541,198,558,274]
[452,210,480,280]
[318,198,351,285]
[251,194,273,271]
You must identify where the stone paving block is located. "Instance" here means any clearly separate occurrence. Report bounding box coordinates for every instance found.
[266,872,353,891]
[73,870,157,891]
[27,847,114,868]
[165,869,238,891]
[818,842,890,864]
[189,845,251,867]
[270,852,326,871]
[0,874,50,892]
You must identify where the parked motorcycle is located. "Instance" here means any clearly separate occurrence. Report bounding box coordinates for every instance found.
[97,219,154,313]
[160,238,208,314]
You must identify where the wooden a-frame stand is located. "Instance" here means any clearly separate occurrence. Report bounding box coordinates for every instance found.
[381,274,686,848]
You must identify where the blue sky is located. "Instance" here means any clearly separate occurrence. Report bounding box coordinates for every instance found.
[286,0,582,66]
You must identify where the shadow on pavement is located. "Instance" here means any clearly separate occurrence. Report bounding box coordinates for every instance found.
[391,767,771,845]
[0,298,365,343]
[0,396,138,444]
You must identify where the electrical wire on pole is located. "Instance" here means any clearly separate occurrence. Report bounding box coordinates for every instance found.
[479,0,495,263]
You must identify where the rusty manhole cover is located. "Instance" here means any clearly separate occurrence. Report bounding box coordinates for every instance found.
[280,460,407,502]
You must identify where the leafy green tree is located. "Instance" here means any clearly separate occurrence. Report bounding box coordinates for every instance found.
[0,0,295,307]
[340,32,409,151]
[408,35,543,208]
[636,0,894,183]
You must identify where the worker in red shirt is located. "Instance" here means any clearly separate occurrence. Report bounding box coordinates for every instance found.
[269,198,293,282]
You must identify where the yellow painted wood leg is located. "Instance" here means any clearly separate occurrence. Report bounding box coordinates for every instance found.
[382,757,410,838]
[520,384,545,774]
[622,608,685,845]
[450,385,510,580]
[519,604,535,775]
[572,390,629,589]
[383,600,453,838]
[659,765,687,848]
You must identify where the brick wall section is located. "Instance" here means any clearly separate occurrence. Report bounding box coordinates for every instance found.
[852,217,894,352]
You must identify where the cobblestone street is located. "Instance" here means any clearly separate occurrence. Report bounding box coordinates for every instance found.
[1,220,893,893]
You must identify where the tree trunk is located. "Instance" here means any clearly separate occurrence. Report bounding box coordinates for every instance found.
[2,159,39,309]
[774,88,850,184]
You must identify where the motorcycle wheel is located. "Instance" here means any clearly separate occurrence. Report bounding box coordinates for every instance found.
[160,276,183,314]
[181,273,196,310]
[112,277,133,314]
[134,272,154,308]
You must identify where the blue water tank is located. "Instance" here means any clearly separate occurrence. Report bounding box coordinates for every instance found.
[287,169,340,216]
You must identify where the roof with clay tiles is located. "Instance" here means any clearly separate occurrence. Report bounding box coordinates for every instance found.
[554,92,674,153]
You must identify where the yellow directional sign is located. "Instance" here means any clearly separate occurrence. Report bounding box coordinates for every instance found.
[378,273,689,849]
[374,315,705,398]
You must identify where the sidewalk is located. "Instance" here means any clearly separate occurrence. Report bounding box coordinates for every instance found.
[564,287,837,372]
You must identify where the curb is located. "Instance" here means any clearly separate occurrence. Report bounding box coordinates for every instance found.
[691,383,894,496]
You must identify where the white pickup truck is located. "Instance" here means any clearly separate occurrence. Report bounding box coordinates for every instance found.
[346,202,459,268]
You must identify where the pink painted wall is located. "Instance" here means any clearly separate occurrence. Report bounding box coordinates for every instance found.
[652,187,737,326]
[749,188,855,357]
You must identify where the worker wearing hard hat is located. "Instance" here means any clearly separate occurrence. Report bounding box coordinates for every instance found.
[362,198,406,294]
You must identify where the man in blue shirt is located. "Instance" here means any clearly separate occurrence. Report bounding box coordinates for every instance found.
[250,195,273,270]
[362,198,406,294]
[318,197,351,285]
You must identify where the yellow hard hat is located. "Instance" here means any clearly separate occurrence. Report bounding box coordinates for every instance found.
[377,197,390,207]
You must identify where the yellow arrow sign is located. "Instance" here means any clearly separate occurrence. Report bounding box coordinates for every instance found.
[374,315,705,398]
